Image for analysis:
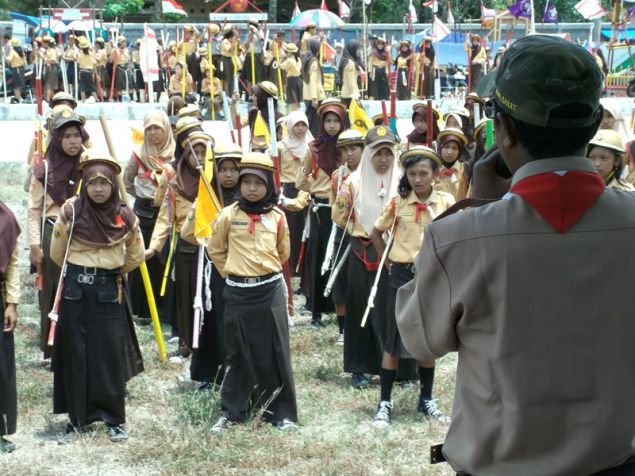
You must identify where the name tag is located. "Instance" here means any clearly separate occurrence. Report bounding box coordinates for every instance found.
[451,173,458,184]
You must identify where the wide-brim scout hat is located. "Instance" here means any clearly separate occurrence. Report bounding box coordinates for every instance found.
[68,34,76,40]
[223,24,233,35]
[283,42,298,54]
[184,24,194,32]
[365,125,396,149]
[464,93,486,106]
[400,40,410,46]
[78,153,121,174]
[178,104,204,120]
[10,38,20,47]
[399,145,441,166]
[472,118,488,141]
[247,19,259,28]
[588,129,626,155]
[214,142,243,163]
[493,35,603,128]
[183,131,215,150]
[78,37,89,49]
[438,127,469,148]
[306,21,317,30]
[317,98,345,118]
[258,81,279,99]
[372,113,385,126]
[52,91,78,109]
[136,38,142,45]
[117,36,127,44]
[198,46,208,55]
[43,35,54,43]
[35,37,43,44]
[240,152,275,172]
[208,23,220,36]
[52,108,85,130]
[175,116,202,136]
[412,102,440,121]
[337,129,365,148]
[95,37,105,44]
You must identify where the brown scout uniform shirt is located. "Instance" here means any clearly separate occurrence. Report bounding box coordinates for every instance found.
[302,60,325,101]
[149,186,193,252]
[3,247,19,304]
[279,57,301,78]
[296,148,332,200]
[207,203,290,278]
[340,59,359,99]
[435,160,468,201]
[331,176,370,239]
[397,157,635,475]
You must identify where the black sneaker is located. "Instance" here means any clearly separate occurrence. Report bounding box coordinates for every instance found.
[417,398,449,423]
[57,422,79,445]
[309,319,322,329]
[372,400,393,428]
[276,419,298,432]
[107,424,129,442]
[0,438,15,453]
[351,373,370,389]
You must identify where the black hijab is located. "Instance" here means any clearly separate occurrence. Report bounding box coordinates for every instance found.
[237,169,278,215]
[301,38,321,83]
[337,40,363,84]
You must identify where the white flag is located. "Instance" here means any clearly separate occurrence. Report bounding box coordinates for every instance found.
[574,0,606,20]
[409,0,418,23]
[447,2,455,27]
[339,1,351,19]
[140,24,159,82]
[432,15,451,42]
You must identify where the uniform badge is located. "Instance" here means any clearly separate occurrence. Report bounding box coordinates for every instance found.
[377,126,387,137]
[62,109,72,118]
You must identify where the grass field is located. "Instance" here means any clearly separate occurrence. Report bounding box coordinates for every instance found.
[0,162,457,475]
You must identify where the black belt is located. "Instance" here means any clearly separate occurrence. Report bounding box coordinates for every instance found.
[227,272,279,285]
[136,197,158,208]
[312,197,329,204]
[66,264,121,285]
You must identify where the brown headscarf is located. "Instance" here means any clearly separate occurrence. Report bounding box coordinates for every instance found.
[310,105,346,177]
[35,123,89,206]
[407,106,439,145]
[0,200,20,277]
[172,136,211,202]
[64,162,136,247]
[135,109,176,171]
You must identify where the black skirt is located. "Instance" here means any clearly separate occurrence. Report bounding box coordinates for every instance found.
[303,199,334,316]
[221,277,297,423]
[384,263,415,358]
[0,287,17,436]
[423,64,434,99]
[304,100,321,139]
[134,67,144,90]
[114,65,128,92]
[281,183,307,276]
[470,63,483,92]
[343,244,387,375]
[78,69,94,96]
[53,266,128,426]
[373,66,390,100]
[66,61,76,86]
[40,220,60,359]
[286,76,302,104]
[246,52,263,84]
[174,238,198,356]
[396,68,410,100]
[96,65,109,95]
[220,56,235,84]
[190,261,226,385]
[44,64,59,90]
[11,67,25,90]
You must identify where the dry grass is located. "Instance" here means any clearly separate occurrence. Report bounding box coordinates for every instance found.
[0,162,457,475]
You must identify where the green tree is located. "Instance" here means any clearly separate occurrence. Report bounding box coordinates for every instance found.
[103,0,144,19]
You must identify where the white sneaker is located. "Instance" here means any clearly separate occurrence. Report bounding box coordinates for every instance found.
[337,333,344,345]
[372,401,393,428]
[210,416,231,434]
[277,419,298,432]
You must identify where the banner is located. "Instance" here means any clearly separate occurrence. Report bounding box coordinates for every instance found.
[543,0,559,23]
[432,15,451,42]
[574,0,606,20]
[140,24,159,83]
[508,0,532,19]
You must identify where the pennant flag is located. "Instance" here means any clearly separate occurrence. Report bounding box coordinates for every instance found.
[574,0,606,20]
[162,0,188,17]
[543,0,559,23]
[409,0,418,23]
[194,143,221,239]
[349,99,373,134]
[140,24,159,82]
[481,2,496,29]
[130,127,144,145]
[339,1,351,19]
[321,41,336,62]
[432,15,451,42]
[508,0,532,19]
[320,0,328,11]
[628,6,635,22]
[253,113,271,148]
[292,1,301,19]
[422,0,439,13]
[447,1,455,27]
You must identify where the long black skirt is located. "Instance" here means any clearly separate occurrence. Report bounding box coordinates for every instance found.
[222,278,297,423]
[385,264,415,358]
[78,69,94,96]
[96,65,109,96]
[11,67,25,91]
[40,220,60,359]
[396,68,410,100]
[53,268,127,426]
[121,284,145,382]
[66,61,76,87]
[282,183,307,276]
[343,250,386,375]
[220,56,234,85]
[174,239,198,356]
[286,76,302,104]
[190,261,226,385]
[44,64,59,91]
[304,99,321,139]
[423,64,434,99]
[0,289,16,436]
[373,67,390,100]
[303,200,334,316]
[114,65,128,92]
[470,63,483,92]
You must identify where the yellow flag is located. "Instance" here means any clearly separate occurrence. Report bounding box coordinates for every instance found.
[253,112,271,148]
[349,99,373,134]
[130,127,144,145]
[194,143,221,239]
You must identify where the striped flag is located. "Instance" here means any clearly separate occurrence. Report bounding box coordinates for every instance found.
[574,0,606,20]
[432,15,451,42]
[162,0,188,17]
[140,24,159,83]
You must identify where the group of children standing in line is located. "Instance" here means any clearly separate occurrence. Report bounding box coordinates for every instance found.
[3,78,635,450]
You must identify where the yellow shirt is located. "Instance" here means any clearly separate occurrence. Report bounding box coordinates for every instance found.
[50,209,145,274]
[280,57,301,77]
[149,187,194,252]
[221,38,234,58]
[296,148,333,199]
[435,161,468,201]
[169,73,194,95]
[331,176,370,239]
[207,203,290,278]
[371,55,387,68]
[28,177,64,246]
[3,246,19,304]
[6,50,26,68]
[112,47,130,65]
[302,59,325,101]
[279,143,303,184]
[95,49,108,67]
[300,32,314,55]
[45,47,59,65]
[607,177,635,191]
[77,50,95,70]
[63,45,76,62]
[374,190,455,263]
[340,59,358,99]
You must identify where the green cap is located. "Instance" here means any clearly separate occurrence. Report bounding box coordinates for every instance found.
[52,108,85,130]
[494,35,603,128]
[365,125,396,148]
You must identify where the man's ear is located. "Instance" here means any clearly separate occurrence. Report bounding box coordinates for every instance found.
[495,112,517,149]
[590,104,604,137]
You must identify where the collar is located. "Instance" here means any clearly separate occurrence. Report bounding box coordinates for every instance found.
[511,156,597,186]
[407,189,439,205]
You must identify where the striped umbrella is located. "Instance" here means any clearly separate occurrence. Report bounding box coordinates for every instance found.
[289,9,345,28]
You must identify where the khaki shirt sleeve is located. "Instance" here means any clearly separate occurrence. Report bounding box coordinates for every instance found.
[396,226,458,362]
[122,220,145,274]
[50,216,70,268]
[276,211,291,265]
[207,207,230,277]
[4,246,20,304]
[308,61,320,100]
[374,197,396,232]
[149,195,173,252]
[124,155,138,197]
[332,181,352,229]
[27,176,44,246]
[295,149,312,192]
[180,201,198,245]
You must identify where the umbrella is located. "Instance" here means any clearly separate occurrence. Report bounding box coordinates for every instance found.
[36,20,68,34]
[289,9,345,29]
[66,20,91,32]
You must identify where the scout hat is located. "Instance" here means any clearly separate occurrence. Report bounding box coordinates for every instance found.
[306,21,317,30]
[68,34,75,40]
[365,125,396,148]
[78,153,121,174]
[136,38,142,45]
[174,116,202,137]
[258,81,279,99]
[208,23,220,36]
[43,35,54,43]
[412,102,440,121]
[184,24,194,32]
[78,37,89,49]
[240,152,275,181]
[494,35,603,128]
[587,129,626,155]
[52,91,78,109]
[438,127,468,148]
[199,47,208,55]
[473,118,488,141]
[337,130,365,148]
[214,142,243,163]
[464,92,485,106]
[35,37,43,44]
[399,145,441,166]
[95,37,105,44]
[178,104,203,120]
[372,113,385,126]
[10,38,20,47]
[183,130,214,150]
[247,19,259,28]
[223,24,233,35]
[317,98,345,117]
[283,42,298,54]
[117,36,126,44]
[52,108,85,130]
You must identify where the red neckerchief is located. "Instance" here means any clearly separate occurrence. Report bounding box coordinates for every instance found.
[246,213,261,233]
[414,202,428,222]
[509,170,604,234]
[440,167,456,177]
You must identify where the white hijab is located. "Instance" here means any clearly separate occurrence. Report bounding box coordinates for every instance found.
[282,110,314,158]
[600,97,632,144]
[349,143,401,236]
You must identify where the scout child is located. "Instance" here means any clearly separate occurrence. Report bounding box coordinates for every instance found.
[436,127,470,201]
[280,42,302,112]
[301,38,326,138]
[369,146,455,428]
[587,129,635,191]
[394,40,413,101]
[338,40,364,109]
[208,152,297,433]
[405,103,440,150]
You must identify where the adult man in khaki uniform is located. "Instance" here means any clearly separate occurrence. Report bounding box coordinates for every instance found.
[397,35,635,476]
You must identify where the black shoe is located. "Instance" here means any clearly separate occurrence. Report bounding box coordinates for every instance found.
[210,415,232,434]
[417,397,449,423]
[309,319,322,329]
[57,422,79,445]
[197,382,213,391]
[351,373,370,389]
[107,424,129,442]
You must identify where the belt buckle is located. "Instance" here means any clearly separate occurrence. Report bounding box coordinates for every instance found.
[245,277,260,285]
[83,267,97,276]
[77,274,95,285]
